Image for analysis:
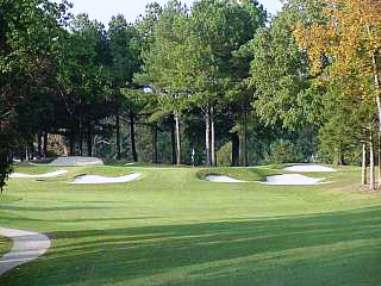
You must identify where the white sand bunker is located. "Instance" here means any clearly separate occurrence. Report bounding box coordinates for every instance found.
[50,156,104,166]
[206,175,245,183]
[73,173,142,184]
[265,174,324,185]
[284,164,336,173]
[10,170,68,178]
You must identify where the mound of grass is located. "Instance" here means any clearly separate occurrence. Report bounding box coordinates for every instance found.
[12,165,62,175]
[0,235,12,257]
[196,167,280,182]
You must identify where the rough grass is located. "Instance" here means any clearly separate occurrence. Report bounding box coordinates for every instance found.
[0,165,380,286]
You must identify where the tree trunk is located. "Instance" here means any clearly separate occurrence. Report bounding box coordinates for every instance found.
[205,108,211,166]
[87,123,92,157]
[43,131,48,158]
[369,50,381,131]
[69,129,75,156]
[231,132,240,167]
[116,112,121,160]
[170,116,176,165]
[151,125,158,164]
[369,133,375,191]
[79,121,83,156]
[130,112,138,162]
[362,143,367,186]
[37,132,42,158]
[379,133,381,188]
[211,106,216,166]
[79,115,84,157]
[25,145,29,161]
[242,109,248,166]
[334,146,345,166]
[174,111,181,166]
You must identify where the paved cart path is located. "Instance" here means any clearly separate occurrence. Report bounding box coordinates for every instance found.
[0,228,51,276]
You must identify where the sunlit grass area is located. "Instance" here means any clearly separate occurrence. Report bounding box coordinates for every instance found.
[0,164,380,286]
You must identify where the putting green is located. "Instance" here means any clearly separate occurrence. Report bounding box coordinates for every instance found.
[0,165,380,286]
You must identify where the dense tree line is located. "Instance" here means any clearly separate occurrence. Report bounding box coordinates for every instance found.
[0,0,380,191]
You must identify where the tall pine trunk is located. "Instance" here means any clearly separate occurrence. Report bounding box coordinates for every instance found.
[369,132,375,191]
[170,116,176,165]
[116,112,121,160]
[25,145,29,161]
[205,107,211,166]
[87,123,92,157]
[174,111,181,166]
[69,128,75,156]
[37,132,42,158]
[151,125,158,164]
[231,132,240,167]
[362,143,367,186]
[43,131,48,158]
[211,106,216,166]
[79,114,83,156]
[242,109,248,166]
[378,133,381,188]
[369,49,381,131]
[130,112,138,162]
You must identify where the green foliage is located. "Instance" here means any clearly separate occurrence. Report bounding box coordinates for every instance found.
[0,0,70,190]
[250,3,322,129]
[216,142,232,167]
[265,140,306,164]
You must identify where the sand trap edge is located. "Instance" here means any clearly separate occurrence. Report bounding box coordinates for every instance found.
[205,175,246,183]
[72,173,142,185]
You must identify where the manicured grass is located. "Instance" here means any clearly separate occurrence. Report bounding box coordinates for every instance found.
[0,236,12,257]
[0,165,380,286]
[196,167,280,181]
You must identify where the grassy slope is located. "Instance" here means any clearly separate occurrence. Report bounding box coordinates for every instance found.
[196,167,280,181]
[0,236,12,257]
[0,165,380,286]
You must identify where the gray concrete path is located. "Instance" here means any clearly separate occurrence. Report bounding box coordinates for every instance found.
[0,228,51,276]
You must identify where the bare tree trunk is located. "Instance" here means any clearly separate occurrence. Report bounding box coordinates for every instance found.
[334,146,345,166]
[174,111,181,166]
[43,131,48,158]
[25,145,29,162]
[370,50,381,130]
[151,125,158,164]
[231,132,240,167]
[87,123,92,157]
[37,132,42,158]
[69,128,75,156]
[362,143,367,186]
[116,112,121,160]
[205,107,211,166]
[79,115,83,156]
[79,127,83,157]
[242,109,248,166]
[211,106,216,166]
[379,133,381,188]
[170,116,176,165]
[130,112,138,162]
[369,132,375,191]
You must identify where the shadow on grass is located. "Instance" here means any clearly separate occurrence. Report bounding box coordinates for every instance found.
[1,206,381,286]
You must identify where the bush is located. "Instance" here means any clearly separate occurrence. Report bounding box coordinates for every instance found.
[265,140,305,164]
